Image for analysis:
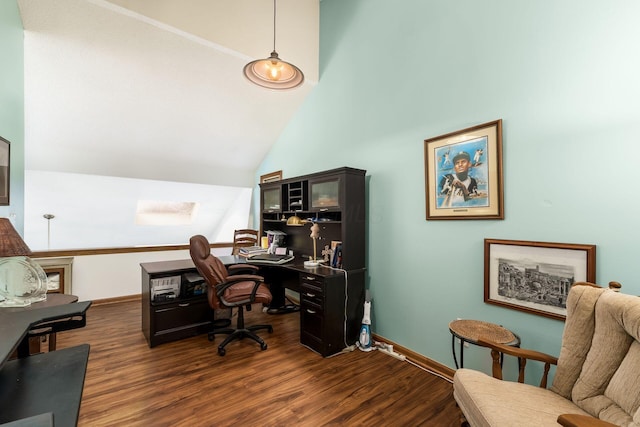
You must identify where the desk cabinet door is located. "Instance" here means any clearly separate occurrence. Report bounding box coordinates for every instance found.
[300,274,326,354]
[154,299,210,332]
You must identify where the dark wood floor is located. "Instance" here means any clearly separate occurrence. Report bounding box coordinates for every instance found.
[55,300,462,426]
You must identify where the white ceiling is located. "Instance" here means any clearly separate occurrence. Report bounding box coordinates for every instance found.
[17,0,319,188]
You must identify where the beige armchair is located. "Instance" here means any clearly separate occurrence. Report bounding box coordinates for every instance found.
[453,283,640,426]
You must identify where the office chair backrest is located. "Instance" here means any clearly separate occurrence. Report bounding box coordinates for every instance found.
[189,234,227,310]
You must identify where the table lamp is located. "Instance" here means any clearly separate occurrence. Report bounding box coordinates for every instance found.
[0,218,48,307]
[303,222,324,268]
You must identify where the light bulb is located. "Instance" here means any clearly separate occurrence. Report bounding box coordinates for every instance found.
[266,60,282,81]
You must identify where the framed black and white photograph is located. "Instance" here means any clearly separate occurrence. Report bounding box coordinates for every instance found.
[424,120,503,220]
[484,238,596,320]
[0,136,9,206]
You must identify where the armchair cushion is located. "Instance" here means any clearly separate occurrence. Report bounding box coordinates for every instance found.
[453,284,640,427]
[454,369,591,426]
[550,285,606,399]
[569,290,640,426]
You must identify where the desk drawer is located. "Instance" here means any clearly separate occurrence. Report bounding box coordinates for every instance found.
[300,273,324,290]
[154,299,210,332]
[300,283,323,309]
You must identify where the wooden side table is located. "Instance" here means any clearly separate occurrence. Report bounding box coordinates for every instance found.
[449,319,520,369]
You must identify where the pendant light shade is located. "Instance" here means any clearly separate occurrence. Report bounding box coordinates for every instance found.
[243,0,304,90]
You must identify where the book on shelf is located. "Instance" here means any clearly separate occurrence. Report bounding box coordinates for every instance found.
[238,246,267,257]
[330,241,342,269]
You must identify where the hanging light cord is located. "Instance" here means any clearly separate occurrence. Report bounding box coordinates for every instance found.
[272,0,277,52]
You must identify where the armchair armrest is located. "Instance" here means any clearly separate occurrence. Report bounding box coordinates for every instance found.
[477,337,558,388]
[557,414,619,427]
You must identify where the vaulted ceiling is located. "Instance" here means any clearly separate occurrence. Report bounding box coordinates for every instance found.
[17,0,319,188]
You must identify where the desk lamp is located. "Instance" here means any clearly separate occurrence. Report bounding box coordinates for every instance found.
[0,218,48,307]
[304,222,323,268]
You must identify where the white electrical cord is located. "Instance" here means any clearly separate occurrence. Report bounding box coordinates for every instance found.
[320,268,453,384]
[373,340,454,384]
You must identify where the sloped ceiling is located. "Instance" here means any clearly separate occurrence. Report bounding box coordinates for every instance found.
[17,0,319,188]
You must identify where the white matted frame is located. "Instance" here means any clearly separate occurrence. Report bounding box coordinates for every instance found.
[424,120,503,220]
[34,257,74,295]
[484,239,596,320]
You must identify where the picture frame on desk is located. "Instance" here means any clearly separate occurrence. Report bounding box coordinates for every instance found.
[44,267,65,293]
[424,120,503,220]
[34,257,74,295]
[484,238,596,320]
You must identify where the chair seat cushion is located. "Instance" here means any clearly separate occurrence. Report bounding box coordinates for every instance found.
[222,282,272,305]
[453,368,590,427]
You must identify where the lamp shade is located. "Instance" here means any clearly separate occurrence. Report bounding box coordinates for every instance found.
[0,218,32,257]
[243,51,304,90]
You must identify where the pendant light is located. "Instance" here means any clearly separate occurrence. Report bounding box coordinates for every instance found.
[243,0,304,90]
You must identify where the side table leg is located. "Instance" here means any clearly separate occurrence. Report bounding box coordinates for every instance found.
[459,339,465,368]
[451,335,460,369]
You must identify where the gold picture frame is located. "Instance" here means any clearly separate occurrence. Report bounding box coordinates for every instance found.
[424,120,503,220]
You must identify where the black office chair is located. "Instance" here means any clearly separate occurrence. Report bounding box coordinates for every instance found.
[189,235,273,356]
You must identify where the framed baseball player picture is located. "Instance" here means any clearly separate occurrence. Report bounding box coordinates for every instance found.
[424,119,503,220]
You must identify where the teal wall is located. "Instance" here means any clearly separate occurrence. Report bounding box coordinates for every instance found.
[0,0,25,233]
[257,0,640,378]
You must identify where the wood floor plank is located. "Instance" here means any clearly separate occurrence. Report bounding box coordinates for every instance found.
[55,301,462,426]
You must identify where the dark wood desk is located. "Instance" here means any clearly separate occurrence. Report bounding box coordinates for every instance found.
[141,257,365,357]
[2,294,79,355]
[0,299,91,426]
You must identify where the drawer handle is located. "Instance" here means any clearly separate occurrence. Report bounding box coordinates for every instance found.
[178,303,190,307]
[319,208,329,212]
[305,293,316,298]
[304,276,315,280]
[306,309,317,314]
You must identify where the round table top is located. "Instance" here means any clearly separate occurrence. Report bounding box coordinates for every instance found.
[449,319,518,345]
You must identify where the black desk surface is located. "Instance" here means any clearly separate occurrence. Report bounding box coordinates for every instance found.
[0,300,92,426]
[141,256,352,278]
[0,300,91,366]
[0,344,90,426]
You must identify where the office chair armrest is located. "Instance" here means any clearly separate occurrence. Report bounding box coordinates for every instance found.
[217,274,266,304]
[222,274,265,283]
[227,263,260,275]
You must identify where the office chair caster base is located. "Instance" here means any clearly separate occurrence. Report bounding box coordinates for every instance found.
[218,347,226,356]
[261,343,267,351]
